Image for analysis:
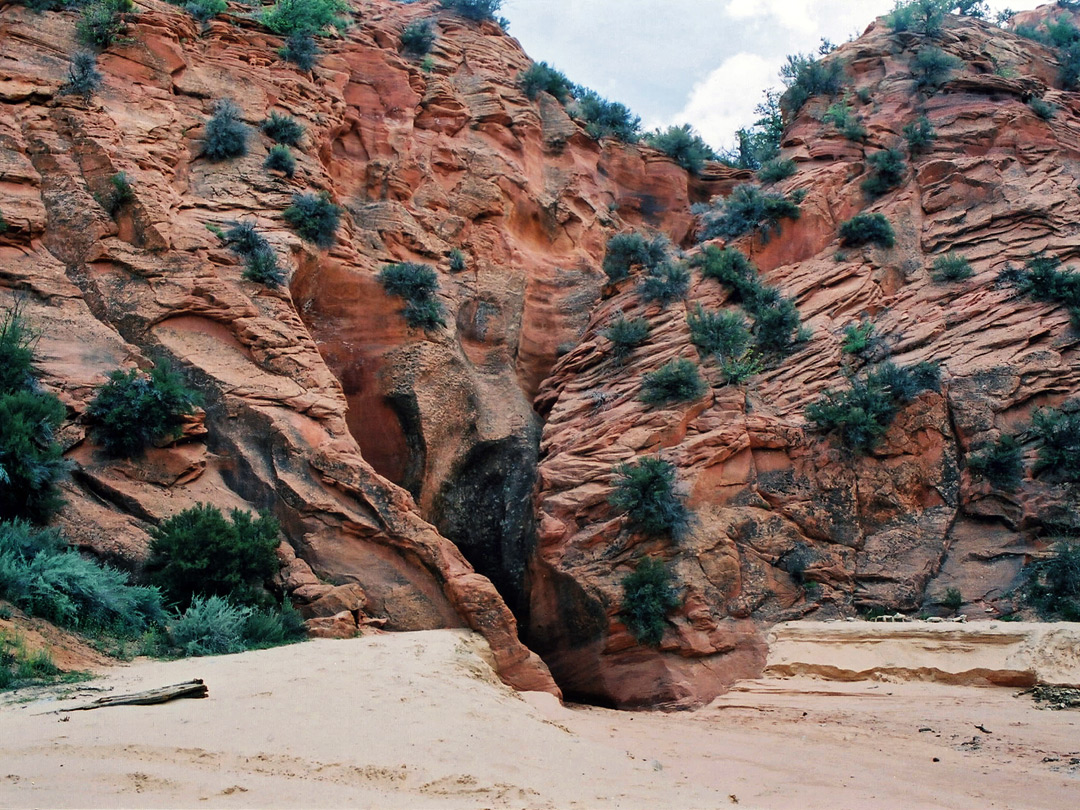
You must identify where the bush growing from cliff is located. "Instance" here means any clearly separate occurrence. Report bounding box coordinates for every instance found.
[148,504,282,610]
[755,298,804,356]
[0,391,68,524]
[98,172,134,218]
[602,232,667,282]
[0,519,165,633]
[637,261,690,307]
[279,33,320,70]
[1000,254,1080,326]
[400,19,436,56]
[282,191,342,248]
[912,47,961,91]
[841,318,876,356]
[619,557,681,645]
[378,262,446,330]
[861,148,907,198]
[1030,406,1080,482]
[967,434,1023,490]
[264,144,296,177]
[448,248,467,272]
[519,62,572,103]
[179,0,226,21]
[439,0,502,22]
[805,361,940,452]
[203,99,250,161]
[693,246,759,300]
[725,90,783,170]
[1022,540,1080,621]
[643,124,718,176]
[86,363,200,457]
[695,184,803,244]
[757,158,797,184]
[903,116,936,155]
[262,112,304,146]
[603,315,650,362]
[262,0,350,36]
[218,221,286,286]
[61,51,103,102]
[886,0,950,35]
[639,358,707,406]
[1029,97,1058,120]
[839,213,895,248]
[780,52,846,114]
[572,90,641,142]
[76,0,131,49]
[0,303,67,524]
[609,457,688,538]
[931,253,974,282]
[822,100,867,142]
[687,306,750,361]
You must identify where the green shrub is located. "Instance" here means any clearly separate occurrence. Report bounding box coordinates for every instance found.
[0,519,165,633]
[448,248,467,272]
[725,89,783,170]
[0,391,67,523]
[620,557,680,645]
[180,0,226,21]
[695,184,802,243]
[262,0,350,36]
[719,352,764,385]
[223,220,268,256]
[400,19,436,55]
[967,434,1023,490]
[148,504,281,610]
[754,297,802,355]
[603,315,650,361]
[242,602,306,648]
[242,248,286,287]
[903,116,936,155]
[439,0,502,22]
[76,0,130,49]
[609,457,688,538]
[0,301,37,396]
[1000,254,1080,326]
[1030,406,1080,482]
[0,630,69,690]
[203,99,250,161]
[1029,97,1057,120]
[1023,540,1080,621]
[279,33,319,70]
[643,124,717,175]
[887,0,949,35]
[61,51,103,102]
[573,90,641,142]
[261,112,304,146]
[100,172,134,217]
[912,46,961,91]
[757,158,797,183]
[637,261,690,306]
[602,232,667,282]
[805,361,939,452]
[931,252,974,282]
[943,586,963,610]
[86,363,200,457]
[841,318,875,355]
[687,306,749,361]
[168,595,249,656]
[519,62,572,103]
[264,144,296,177]
[639,358,707,406]
[780,52,846,114]
[839,213,895,248]
[822,100,867,141]
[282,191,342,248]
[861,148,907,197]
[378,262,445,330]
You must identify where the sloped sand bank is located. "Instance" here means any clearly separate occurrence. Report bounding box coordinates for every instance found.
[1,627,1078,809]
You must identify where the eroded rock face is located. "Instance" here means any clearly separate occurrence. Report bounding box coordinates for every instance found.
[530,9,1080,706]
[0,0,574,695]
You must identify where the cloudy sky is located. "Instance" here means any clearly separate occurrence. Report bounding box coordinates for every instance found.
[500,0,1046,152]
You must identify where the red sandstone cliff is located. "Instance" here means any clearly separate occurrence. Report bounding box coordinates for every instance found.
[530,8,1080,706]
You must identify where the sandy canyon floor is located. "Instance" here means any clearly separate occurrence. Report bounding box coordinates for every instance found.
[0,628,1077,809]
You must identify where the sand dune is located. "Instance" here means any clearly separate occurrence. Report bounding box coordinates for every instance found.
[1,628,1078,809]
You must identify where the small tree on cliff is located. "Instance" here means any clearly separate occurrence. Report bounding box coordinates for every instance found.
[620,557,681,646]
[609,456,689,538]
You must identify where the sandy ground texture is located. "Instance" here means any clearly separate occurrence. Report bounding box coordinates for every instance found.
[1,628,1078,809]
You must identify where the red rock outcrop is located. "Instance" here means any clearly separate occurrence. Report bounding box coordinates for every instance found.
[530,8,1080,706]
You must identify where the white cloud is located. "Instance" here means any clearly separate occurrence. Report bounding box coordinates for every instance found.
[662,53,779,149]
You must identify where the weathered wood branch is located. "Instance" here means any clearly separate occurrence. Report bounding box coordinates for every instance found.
[60,679,208,712]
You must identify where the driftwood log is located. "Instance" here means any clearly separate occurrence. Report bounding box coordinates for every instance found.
[60,679,208,712]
